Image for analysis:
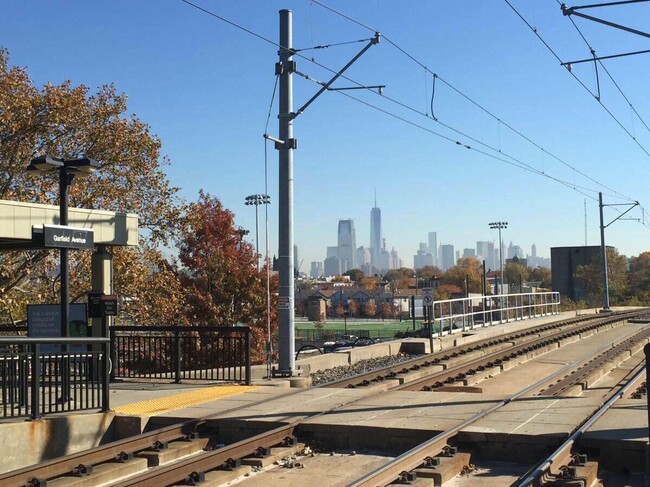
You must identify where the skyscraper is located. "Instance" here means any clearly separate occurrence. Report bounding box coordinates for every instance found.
[428,232,438,266]
[337,219,356,272]
[441,244,455,271]
[369,195,381,267]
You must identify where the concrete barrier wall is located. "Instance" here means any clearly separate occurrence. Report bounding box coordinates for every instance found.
[0,412,115,474]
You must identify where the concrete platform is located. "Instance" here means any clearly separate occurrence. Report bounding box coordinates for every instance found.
[1,309,644,479]
[580,397,649,472]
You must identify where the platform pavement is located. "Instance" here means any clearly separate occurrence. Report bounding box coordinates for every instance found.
[108,309,600,410]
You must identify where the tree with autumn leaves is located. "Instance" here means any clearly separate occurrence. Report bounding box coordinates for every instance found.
[0,48,184,323]
[0,49,277,362]
[176,192,278,363]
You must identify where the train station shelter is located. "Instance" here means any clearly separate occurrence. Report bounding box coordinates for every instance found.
[0,198,138,334]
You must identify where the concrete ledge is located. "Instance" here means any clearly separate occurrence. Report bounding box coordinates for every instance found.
[0,412,115,474]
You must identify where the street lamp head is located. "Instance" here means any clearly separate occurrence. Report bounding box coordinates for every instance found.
[26,155,64,173]
[26,155,99,176]
[64,157,100,176]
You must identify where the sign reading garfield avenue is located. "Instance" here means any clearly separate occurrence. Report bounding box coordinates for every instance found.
[33,224,95,250]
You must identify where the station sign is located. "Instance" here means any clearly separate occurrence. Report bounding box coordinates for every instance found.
[88,293,118,318]
[33,225,94,250]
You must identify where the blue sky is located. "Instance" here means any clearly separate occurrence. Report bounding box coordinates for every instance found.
[2,1,649,268]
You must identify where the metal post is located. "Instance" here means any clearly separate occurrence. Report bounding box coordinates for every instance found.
[59,169,71,402]
[599,192,610,310]
[644,344,650,483]
[411,295,416,331]
[102,335,110,411]
[254,203,260,272]
[428,304,434,353]
[277,9,295,374]
[174,330,181,384]
[59,168,70,341]
[245,328,251,386]
[31,343,41,420]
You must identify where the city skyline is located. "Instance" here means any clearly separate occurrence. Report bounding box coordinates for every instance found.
[3,2,649,269]
[308,200,552,277]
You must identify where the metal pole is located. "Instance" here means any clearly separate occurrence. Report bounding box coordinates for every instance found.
[254,203,260,272]
[59,168,71,402]
[277,9,295,374]
[643,343,650,485]
[599,192,610,310]
[59,169,70,341]
[499,227,504,323]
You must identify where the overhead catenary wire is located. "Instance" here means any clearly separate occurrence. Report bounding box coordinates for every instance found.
[557,0,650,136]
[502,0,650,160]
[311,0,640,203]
[181,0,649,229]
[294,69,600,201]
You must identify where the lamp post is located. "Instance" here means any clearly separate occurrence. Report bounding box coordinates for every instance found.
[27,156,100,341]
[489,221,508,322]
[244,194,271,271]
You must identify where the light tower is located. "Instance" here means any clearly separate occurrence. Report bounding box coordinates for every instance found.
[489,221,508,322]
[244,194,271,271]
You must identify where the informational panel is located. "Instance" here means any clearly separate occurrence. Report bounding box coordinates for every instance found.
[27,303,88,353]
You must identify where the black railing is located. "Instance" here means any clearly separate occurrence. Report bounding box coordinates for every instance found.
[0,337,110,420]
[110,326,251,385]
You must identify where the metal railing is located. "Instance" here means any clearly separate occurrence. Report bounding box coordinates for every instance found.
[431,291,561,336]
[0,337,110,420]
[110,326,251,385]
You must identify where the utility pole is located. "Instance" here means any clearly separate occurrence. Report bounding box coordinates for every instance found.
[270,11,379,376]
[598,192,610,311]
[598,191,639,312]
[277,9,295,375]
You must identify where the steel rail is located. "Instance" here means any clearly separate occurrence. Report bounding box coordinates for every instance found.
[396,311,638,392]
[112,422,300,486]
[346,324,649,487]
[516,362,647,486]
[541,327,650,396]
[322,312,618,389]
[0,389,309,487]
[4,310,644,486]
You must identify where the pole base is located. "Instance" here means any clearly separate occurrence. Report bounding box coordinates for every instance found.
[599,308,614,314]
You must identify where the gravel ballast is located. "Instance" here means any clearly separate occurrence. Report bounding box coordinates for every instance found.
[310,353,424,386]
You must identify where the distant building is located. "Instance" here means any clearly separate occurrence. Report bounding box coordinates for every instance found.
[476,241,496,270]
[551,246,611,301]
[310,261,323,279]
[370,199,382,267]
[355,246,371,268]
[324,256,343,277]
[463,248,475,258]
[441,244,455,271]
[428,232,438,266]
[414,244,434,269]
[337,219,356,273]
[390,248,401,270]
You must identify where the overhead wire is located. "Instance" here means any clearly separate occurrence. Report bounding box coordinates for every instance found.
[557,0,650,136]
[310,0,639,202]
[294,69,600,201]
[502,0,650,159]
[181,0,647,225]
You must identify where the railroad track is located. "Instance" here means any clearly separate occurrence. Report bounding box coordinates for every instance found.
[346,324,650,487]
[3,309,647,486]
[515,355,648,486]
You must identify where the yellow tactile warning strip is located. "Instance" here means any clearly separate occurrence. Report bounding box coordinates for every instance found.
[112,385,259,416]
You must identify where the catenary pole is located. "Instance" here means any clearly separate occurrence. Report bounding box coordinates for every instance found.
[277,9,295,374]
[599,192,610,310]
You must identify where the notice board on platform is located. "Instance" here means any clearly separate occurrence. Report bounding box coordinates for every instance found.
[27,303,88,353]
